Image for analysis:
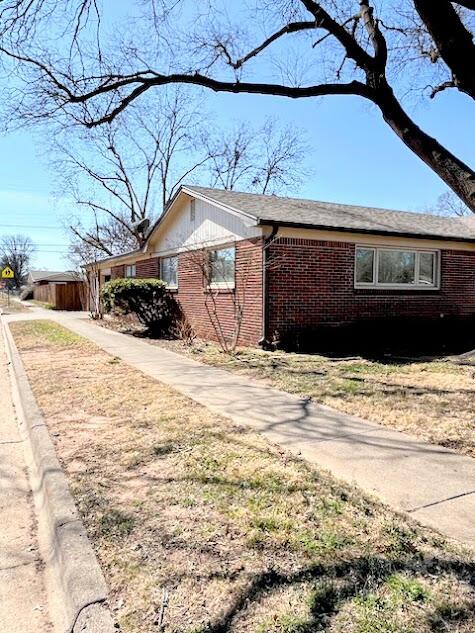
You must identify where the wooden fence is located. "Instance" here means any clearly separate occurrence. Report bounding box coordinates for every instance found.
[33,282,85,311]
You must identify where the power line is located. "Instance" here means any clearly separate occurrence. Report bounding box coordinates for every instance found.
[0,224,60,229]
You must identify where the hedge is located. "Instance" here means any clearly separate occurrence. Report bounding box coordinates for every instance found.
[101,278,178,335]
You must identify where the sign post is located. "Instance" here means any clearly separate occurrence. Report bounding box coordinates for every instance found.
[1,266,15,308]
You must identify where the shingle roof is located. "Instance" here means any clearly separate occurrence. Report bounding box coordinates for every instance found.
[186,186,475,242]
[28,270,82,283]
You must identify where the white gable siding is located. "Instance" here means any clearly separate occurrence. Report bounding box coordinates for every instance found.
[148,195,262,255]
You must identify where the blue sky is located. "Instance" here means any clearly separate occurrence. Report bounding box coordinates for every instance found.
[0,60,473,270]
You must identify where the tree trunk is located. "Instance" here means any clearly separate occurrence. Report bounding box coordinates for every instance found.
[374,81,475,213]
[414,0,475,101]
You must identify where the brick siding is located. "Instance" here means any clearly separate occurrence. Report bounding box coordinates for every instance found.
[106,236,475,348]
[108,242,264,346]
[111,258,160,279]
[175,238,264,346]
[136,257,160,278]
[111,264,125,279]
[266,237,475,339]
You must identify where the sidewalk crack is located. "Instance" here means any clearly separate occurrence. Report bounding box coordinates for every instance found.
[408,489,475,513]
[0,559,36,571]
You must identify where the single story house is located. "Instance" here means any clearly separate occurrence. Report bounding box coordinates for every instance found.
[28,270,85,311]
[86,185,475,350]
[28,270,83,286]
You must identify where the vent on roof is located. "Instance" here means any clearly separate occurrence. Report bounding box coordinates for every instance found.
[190,199,196,222]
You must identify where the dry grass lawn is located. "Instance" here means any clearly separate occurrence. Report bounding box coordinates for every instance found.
[0,294,30,313]
[148,340,475,459]
[11,320,475,633]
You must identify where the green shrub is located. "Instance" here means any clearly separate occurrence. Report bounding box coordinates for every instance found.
[101,278,179,335]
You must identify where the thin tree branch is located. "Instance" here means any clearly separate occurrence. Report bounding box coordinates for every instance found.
[221,21,316,69]
[428,80,457,98]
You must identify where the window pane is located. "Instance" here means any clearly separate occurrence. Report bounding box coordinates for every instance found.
[356,248,374,284]
[162,256,177,286]
[378,250,415,284]
[210,247,235,284]
[419,252,435,285]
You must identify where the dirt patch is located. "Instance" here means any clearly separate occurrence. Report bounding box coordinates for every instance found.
[11,320,475,633]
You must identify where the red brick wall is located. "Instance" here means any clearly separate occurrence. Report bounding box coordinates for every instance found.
[267,237,475,338]
[111,258,159,279]
[175,238,264,346]
[111,264,125,279]
[136,257,160,278]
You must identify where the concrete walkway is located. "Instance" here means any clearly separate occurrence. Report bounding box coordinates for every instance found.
[0,322,52,632]
[5,307,475,548]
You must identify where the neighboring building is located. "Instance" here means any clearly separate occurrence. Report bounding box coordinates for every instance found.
[86,185,475,349]
[28,270,85,311]
[28,270,83,286]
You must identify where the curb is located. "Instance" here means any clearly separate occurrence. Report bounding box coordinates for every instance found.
[2,318,116,633]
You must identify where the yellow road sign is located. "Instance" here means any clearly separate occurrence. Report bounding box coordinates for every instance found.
[1,266,14,279]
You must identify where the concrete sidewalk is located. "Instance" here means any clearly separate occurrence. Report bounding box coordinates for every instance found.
[0,321,52,632]
[5,307,475,548]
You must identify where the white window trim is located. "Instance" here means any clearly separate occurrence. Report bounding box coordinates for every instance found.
[207,244,236,290]
[125,264,136,278]
[354,245,441,290]
[160,255,178,289]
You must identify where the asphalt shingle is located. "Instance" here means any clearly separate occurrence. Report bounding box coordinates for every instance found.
[186,186,475,241]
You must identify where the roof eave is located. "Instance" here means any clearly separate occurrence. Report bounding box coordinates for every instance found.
[257,219,475,243]
[83,249,143,269]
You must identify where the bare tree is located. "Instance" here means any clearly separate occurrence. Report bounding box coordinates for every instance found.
[58,90,210,257]
[204,119,308,194]
[1,2,475,211]
[60,96,309,258]
[430,190,471,217]
[0,234,35,288]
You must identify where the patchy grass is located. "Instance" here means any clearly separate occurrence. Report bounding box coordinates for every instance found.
[153,340,475,459]
[29,299,55,310]
[0,294,31,314]
[10,319,475,633]
[11,319,86,347]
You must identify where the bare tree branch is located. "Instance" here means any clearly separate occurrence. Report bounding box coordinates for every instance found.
[2,0,475,213]
[428,79,457,98]
[216,21,316,69]
[414,0,475,99]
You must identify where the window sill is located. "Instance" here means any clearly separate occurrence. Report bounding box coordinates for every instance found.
[205,283,235,293]
[355,284,440,292]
